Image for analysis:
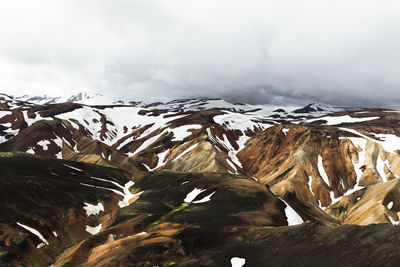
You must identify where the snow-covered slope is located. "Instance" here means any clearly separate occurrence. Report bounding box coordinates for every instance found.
[11,92,131,106]
[3,93,400,266]
[2,92,400,225]
[9,93,347,115]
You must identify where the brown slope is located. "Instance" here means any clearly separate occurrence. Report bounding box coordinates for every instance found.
[53,171,288,266]
[130,122,255,174]
[326,179,400,225]
[0,119,146,173]
[238,125,358,206]
[161,139,240,173]
[238,113,400,225]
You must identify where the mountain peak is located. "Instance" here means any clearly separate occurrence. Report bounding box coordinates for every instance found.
[292,103,329,113]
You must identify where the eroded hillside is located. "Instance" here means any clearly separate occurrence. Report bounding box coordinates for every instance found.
[2,94,400,266]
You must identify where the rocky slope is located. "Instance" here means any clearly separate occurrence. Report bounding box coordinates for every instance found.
[2,93,400,265]
[0,152,135,266]
[238,109,400,225]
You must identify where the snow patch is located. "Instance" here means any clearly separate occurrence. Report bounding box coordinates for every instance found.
[282,128,290,135]
[306,115,379,125]
[64,163,82,172]
[80,182,123,195]
[173,143,198,162]
[69,120,80,130]
[317,155,330,186]
[86,223,102,235]
[308,175,320,208]
[83,202,104,217]
[226,159,238,173]
[184,188,207,203]
[151,149,170,170]
[389,216,399,225]
[376,157,389,182]
[22,110,47,127]
[340,127,400,153]
[17,222,49,246]
[279,198,304,226]
[0,111,12,119]
[373,133,400,153]
[317,155,341,204]
[118,181,143,208]
[212,131,244,168]
[37,140,51,150]
[108,234,116,242]
[231,257,246,267]
[131,131,165,156]
[347,137,366,194]
[170,124,202,141]
[0,126,19,143]
[0,122,11,127]
[82,177,143,208]
[134,231,147,236]
[192,191,216,203]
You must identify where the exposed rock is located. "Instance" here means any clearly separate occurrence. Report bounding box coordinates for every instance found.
[2,94,400,265]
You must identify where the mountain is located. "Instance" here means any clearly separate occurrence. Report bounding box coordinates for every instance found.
[9,92,131,106]
[1,93,400,266]
[7,92,347,113]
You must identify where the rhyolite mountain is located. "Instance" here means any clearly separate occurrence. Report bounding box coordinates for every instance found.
[1,93,400,266]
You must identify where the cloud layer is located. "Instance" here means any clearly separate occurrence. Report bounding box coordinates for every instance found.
[1,0,400,107]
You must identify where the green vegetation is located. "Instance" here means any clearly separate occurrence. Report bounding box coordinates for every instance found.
[12,232,27,246]
[137,261,151,267]
[0,155,289,266]
[44,245,62,257]
[85,232,106,246]
[162,261,177,266]
[146,203,190,230]
[25,256,40,267]
[4,155,399,266]
[0,247,8,258]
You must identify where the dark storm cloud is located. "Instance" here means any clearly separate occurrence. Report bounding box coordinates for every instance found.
[1,0,400,107]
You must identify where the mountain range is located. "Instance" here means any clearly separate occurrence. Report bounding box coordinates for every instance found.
[1,93,400,266]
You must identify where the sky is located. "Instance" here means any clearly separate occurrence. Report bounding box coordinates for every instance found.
[1,0,400,107]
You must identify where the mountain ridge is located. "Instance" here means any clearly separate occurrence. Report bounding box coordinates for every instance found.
[1,92,400,266]
[6,92,354,114]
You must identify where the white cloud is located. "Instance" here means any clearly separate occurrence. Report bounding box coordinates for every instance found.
[1,0,400,107]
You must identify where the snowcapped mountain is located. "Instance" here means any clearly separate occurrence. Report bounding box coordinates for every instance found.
[10,92,129,106]
[9,92,347,115]
[1,92,400,266]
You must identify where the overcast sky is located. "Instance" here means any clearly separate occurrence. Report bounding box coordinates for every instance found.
[1,1,400,107]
